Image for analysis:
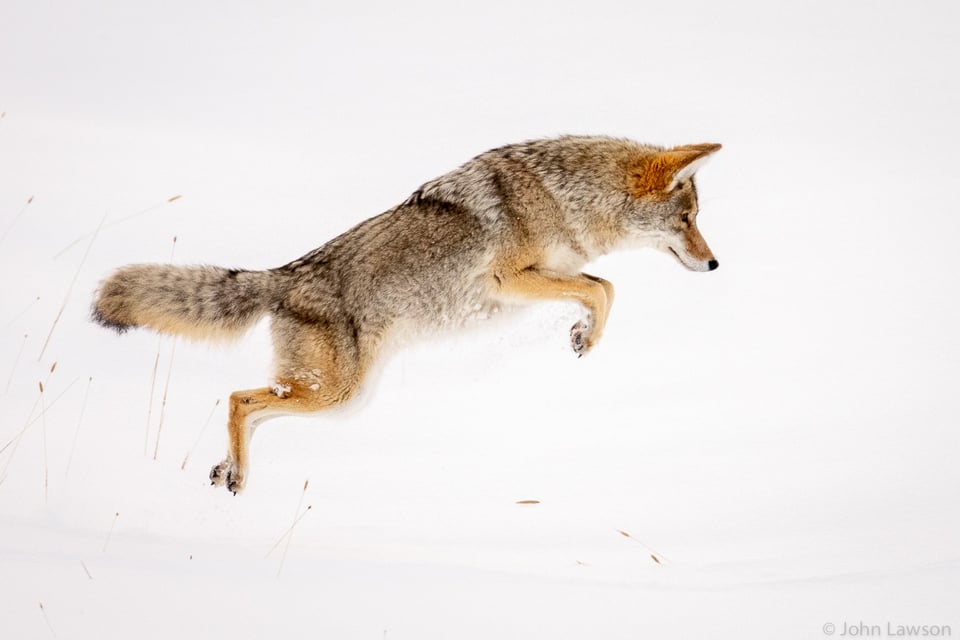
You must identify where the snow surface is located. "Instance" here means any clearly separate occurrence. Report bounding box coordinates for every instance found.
[2,1,959,638]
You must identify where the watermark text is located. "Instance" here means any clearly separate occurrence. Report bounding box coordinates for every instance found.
[823,622,952,637]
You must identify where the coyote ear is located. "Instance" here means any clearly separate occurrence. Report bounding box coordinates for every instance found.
[631,143,722,194]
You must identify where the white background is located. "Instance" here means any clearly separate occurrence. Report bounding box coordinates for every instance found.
[1,1,958,638]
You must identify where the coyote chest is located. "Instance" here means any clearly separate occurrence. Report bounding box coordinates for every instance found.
[541,242,590,275]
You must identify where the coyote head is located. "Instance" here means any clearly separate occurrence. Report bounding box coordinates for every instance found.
[624,143,721,272]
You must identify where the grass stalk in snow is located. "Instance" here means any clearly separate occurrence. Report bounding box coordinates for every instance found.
[0,364,65,485]
[616,529,669,565]
[181,398,221,470]
[53,195,182,259]
[0,376,80,459]
[39,601,56,638]
[277,479,310,577]
[103,512,119,553]
[18,377,80,436]
[40,381,48,503]
[38,213,106,362]
[2,296,39,331]
[150,237,178,461]
[145,344,160,456]
[265,505,312,560]
[40,363,56,503]
[152,341,176,461]
[0,195,34,247]
[65,377,93,477]
[4,333,28,395]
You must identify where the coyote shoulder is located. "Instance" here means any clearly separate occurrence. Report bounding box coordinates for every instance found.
[93,135,722,493]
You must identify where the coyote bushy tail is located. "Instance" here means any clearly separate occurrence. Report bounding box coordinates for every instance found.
[92,264,283,340]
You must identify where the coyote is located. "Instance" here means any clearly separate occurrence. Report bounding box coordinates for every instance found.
[93,136,722,493]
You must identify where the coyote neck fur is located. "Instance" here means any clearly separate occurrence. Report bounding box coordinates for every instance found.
[415,136,648,265]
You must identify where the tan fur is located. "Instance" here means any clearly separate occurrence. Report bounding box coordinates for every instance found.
[93,135,722,493]
[627,143,722,196]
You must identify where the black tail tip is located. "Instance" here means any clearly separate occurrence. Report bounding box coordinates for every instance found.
[90,305,131,334]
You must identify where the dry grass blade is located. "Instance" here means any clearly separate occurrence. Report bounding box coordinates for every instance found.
[2,296,39,331]
[103,512,120,552]
[65,377,93,477]
[515,499,540,505]
[40,381,49,503]
[53,195,182,259]
[615,529,669,565]
[0,376,79,460]
[0,395,40,472]
[0,195,35,246]
[150,236,178,461]
[0,367,68,484]
[265,505,312,560]
[152,341,177,460]
[276,480,310,577]
[181,398,221,470]
[21,377,80,431]
[4,333,28,395]
[81,561,93,580]
[145,343,161,456]
[39,602,56,637]
[38,212,107,361]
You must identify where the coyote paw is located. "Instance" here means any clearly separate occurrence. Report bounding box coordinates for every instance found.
[210,458,245,495]
[570,320,594,357]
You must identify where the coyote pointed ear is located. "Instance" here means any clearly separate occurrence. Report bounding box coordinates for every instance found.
[630,143,722,195]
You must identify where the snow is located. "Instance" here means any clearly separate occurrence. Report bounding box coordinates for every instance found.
[2,1,959,638]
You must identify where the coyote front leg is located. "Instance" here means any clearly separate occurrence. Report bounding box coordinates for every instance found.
[496,268,613,356]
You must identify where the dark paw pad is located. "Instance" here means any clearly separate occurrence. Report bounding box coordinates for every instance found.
[227,472,241,495]
[209,458,234,488]
[570,320,592,356]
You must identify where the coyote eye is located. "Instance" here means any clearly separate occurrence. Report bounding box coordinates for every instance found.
[680,212,690,224]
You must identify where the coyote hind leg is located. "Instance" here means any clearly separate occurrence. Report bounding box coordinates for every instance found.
[209,384,349,493]
[210,316,368,494]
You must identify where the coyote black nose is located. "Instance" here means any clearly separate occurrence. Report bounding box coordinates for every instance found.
[708,259,719,271]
